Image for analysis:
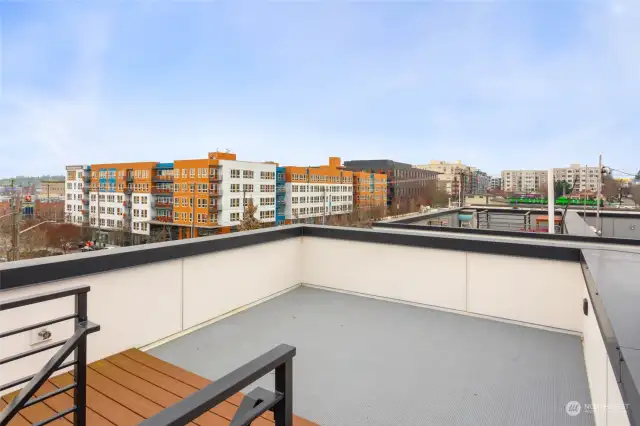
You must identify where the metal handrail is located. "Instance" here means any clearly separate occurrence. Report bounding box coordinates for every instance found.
[140,344,296,426]
[0,286,99,426]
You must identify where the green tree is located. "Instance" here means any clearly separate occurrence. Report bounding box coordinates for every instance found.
[635,170,640,180]
[554,180,573,198]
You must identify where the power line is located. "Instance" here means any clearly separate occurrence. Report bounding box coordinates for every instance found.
[607,167,637,177]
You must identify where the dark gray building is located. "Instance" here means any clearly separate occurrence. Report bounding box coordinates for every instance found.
[343,159,439,207]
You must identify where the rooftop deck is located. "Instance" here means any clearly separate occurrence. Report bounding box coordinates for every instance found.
[1,221,637,426]
[150,286,592,426]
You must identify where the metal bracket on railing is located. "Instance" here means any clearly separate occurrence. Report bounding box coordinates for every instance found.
[230,387,282,426]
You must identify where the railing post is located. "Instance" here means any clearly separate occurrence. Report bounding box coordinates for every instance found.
[74,292,87,426]
[273,359,293,426]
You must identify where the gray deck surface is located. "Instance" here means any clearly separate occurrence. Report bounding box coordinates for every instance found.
[150,286,594,426]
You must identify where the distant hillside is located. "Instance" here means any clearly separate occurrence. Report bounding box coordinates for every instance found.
[0,175,65,188]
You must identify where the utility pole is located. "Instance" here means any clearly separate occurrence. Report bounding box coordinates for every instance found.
[10,180,21,261]
[596,153,603,236]
[547,169,555,234]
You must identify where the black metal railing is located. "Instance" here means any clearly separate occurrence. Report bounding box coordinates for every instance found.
[140,344,296,426]
[0,286,100,426]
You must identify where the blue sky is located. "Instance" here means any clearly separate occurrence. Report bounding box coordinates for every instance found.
[0,0,638,178]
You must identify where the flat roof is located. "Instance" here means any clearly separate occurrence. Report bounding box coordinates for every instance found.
[149,286,593,426]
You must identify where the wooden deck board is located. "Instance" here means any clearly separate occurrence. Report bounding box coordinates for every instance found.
[1,390,71,425]
[34,381,115,426]
[1,348,318,426]
[0,398,31,426]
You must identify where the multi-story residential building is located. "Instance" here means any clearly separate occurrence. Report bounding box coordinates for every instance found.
[70,152,278,243]
[501,164,601,194]
[553,164,600,193]
[64,165,91,226]
[284,157,353,224]
[472,170,490,194]
[276,166,286,225]
[501,169,548,193]
[172,151,277,238]
[415,160,476,196]
[489,176,503,190]
[344,159,438,206]
[352,171,387,211]
[88,161,157,243]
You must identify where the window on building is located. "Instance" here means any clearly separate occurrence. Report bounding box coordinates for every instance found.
[230,169,240,178]
[230,184,240,193]
[230,212,240,221]
[243,184,254,192]
[243,170,254,179]
[230,198,240,207]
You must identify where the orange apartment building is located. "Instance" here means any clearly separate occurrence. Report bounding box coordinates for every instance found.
[352,171,388,210]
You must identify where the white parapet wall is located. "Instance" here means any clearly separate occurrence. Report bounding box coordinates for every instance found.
[301,237,586,333]
[582,287,631,426]
[0,237,302,387]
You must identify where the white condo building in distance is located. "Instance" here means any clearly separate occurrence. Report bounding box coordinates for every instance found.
[212,159,277,226]
[64,165,91,226]
[283,157,353,224]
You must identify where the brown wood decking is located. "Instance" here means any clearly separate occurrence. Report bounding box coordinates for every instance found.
[1,348,318,426]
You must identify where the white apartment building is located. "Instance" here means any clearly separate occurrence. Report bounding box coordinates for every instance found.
[501,170,548,193]
[501,164,601,194]
[554,164,600,193]
[89,191,127,233]
[64,165,90,226]
[284,181,353,223]
[217,160,277,226]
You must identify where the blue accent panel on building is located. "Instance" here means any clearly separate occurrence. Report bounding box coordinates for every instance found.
[156,162,174,169]
[370,172,375,193]
[99,168,106,192]
[109,167,117,192]
[276,166,286,224]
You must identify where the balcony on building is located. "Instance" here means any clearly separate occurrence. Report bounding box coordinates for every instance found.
[152,174,174,183]
[0,218,638,426]
[152,215,173,223]
[151,186,173,195]
[154,199,173,209]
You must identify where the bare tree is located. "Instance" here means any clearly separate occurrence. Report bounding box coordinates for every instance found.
[631,185,640,207]
[45,223,82,254]
[20,227,48,259]
[602,177,621,202]
[238,201,262,231]
[0,219,11,260]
